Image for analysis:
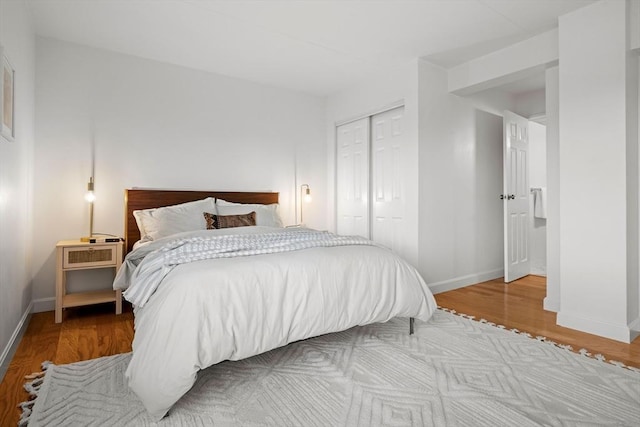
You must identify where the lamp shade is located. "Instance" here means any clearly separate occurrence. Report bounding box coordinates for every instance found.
[303,185,312,203]
[81,176,95,241]
[300,184,311,225]
[85,177,96,202]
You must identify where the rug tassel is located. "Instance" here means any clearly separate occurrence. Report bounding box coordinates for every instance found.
[579,349,639,370]
[18,399,35,426]
[439,306,640,374]
[579,348,591,357]
[18,407,31,427]
[23,377,44,394]
[24,371,45,380]
[19,360,53,426]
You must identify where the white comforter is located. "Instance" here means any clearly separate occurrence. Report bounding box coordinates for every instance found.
[114,226,437,421]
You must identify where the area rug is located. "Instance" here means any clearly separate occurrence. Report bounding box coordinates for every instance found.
[21,309,640,426]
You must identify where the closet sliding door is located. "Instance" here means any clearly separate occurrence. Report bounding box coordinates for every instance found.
[336,117,370,238]
[336,106,407,255]
[371,107,406,254]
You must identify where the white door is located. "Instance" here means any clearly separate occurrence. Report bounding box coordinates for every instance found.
[371,107,407,256]
[336,117,370,238]
[503,111,530,282]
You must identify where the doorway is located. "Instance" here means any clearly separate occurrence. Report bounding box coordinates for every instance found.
[502,111,547,282]
[527,119,547,276]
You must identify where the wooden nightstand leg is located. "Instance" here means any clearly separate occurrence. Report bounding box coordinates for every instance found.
[115,289,122,315]
[55,268,64,324]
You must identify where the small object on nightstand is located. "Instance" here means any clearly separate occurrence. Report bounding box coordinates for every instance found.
[88,237,122,243]
[55,239,124,323]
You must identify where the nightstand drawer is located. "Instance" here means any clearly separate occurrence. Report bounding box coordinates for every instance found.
[63,245,117,269]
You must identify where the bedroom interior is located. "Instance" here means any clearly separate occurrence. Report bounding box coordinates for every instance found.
[1,0,640,425]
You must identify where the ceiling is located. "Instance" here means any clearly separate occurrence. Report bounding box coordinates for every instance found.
[25,0,595,97]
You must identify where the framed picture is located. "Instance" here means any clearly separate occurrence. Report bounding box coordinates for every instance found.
[0,45,15,141]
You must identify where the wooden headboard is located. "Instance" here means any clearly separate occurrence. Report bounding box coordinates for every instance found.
[124,189,279,254]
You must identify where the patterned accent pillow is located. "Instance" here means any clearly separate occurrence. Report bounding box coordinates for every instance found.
[203,211,256,229]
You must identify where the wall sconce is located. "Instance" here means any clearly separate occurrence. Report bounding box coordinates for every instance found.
[80,176,95,242]
[300,184,312,225]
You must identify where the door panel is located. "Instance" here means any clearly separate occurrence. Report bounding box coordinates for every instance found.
[371,107,406,256]
[503,111,530,282]
[336,118,370,238]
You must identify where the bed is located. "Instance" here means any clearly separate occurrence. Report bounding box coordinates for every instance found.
[115,188,438,421]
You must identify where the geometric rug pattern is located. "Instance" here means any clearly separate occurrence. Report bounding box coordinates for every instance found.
[25,309,640,426]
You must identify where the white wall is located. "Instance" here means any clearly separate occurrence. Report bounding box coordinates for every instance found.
[32,38,326,306]
[557,0,639,342]
[528,121,547,276]
[418,60,504,292]
[326,59,506,289]
[0,1,36,367]
[448,29,558,96]
[638,55,640,325]
[545,66,560,312]
[514,89,545,119]
[628,24,639,338]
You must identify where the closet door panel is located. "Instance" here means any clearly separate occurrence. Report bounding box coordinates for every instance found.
[336,118,370,238]
[371,107,406,255]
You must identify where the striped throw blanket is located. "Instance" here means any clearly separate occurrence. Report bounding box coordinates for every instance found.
[116,229,375,307]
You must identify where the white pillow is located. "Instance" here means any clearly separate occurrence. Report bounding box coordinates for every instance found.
[216,199,283,228]
[133,197,217,241]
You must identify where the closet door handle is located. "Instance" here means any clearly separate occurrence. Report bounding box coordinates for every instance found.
[508,194,515,200]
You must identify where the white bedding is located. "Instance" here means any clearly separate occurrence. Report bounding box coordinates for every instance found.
[114,226,437,420]
[118,228,379,308]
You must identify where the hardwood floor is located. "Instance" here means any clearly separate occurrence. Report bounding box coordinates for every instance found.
[0,303,134,426]
[1,276,638,425]
[435,275,640,368]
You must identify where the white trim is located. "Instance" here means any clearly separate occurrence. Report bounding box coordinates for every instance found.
[543,296,560,312]
[529,266,547,276]
[334,100,404,127]
[628,316,640,342]
[448,29,558,96]
[429,268,504,294]
[528,113,546,125]
[0,301,32,372]
[631,0,640,51]
[32,297,55,313]
[557,310,636,344]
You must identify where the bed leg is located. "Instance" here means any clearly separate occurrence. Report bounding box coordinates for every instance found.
[409,317,415,335]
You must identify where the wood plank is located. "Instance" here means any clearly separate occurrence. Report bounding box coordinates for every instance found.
[0,305,134,426]
[435,276,640,368]
[63,290,117,307]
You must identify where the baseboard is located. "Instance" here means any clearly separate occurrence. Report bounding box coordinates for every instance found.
[557,310,636,344]
[530,267,547,276]
[32,297,55,313]
[429,268,504,294]
[543,296,560,312]
[0,301,33,382]
[628,316,640,342]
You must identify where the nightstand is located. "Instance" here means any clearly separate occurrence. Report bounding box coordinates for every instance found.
[55,239,123,323]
